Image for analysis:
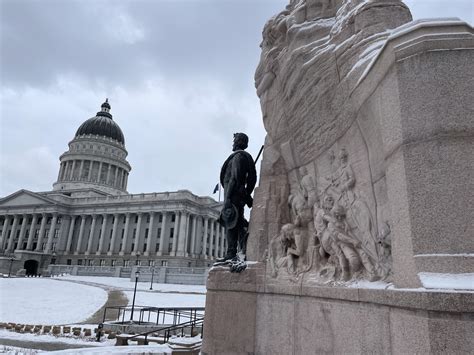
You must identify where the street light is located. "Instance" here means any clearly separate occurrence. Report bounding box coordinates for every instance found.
[130,270,140,322]
[149,263,155,290]
[8,257,15,278]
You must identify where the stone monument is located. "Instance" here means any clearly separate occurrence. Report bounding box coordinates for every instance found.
[203,0,473,353]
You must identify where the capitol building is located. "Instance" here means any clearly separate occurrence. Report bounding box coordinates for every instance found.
[0,100,224,278]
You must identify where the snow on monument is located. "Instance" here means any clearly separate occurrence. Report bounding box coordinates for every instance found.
[203,0,473,354]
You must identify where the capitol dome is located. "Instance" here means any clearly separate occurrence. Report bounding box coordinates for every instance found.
[53,99,131,196]
[75,99,125,144]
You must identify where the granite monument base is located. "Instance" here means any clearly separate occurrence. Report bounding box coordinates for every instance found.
[202,264,473,355]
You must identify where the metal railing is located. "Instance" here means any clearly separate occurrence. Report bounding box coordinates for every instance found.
[102,305,204,326]
[128,317,204,344]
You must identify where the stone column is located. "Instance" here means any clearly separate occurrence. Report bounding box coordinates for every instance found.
[106,164,112,184]
[124,173,129,190]
[120,213,131,255]
[35,214,47,252]
[215,223,221,258]
[65,215,77,253]
[26,214,38,250]
[190,215,197,257]
[15,214,28,251]
[69,160,76,180]
[96,214,108,255]
[171,213,180,256]
[114,166,119,187]
[75,215,87,254]
[97,162,103,183]
[145,212,156,256]
[87,161,93,181]
[57,163,63,181]
[195,216,203,257]
[0,215,11,250]
[6,215,19,252]
[177,211,189,256]
[108,213,120,255]
[132,213,143,255]
[202,217,208,259]
[220,226,226,257]
[86,214,97,254]
[79,160,85,180]
[45,214,58,253]
[209,219,215,259]
[157,212,168,256]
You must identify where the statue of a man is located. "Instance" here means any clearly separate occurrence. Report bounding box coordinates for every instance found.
[218,133,257,262]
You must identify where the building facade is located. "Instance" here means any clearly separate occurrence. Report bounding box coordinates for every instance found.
[0,100,224,276]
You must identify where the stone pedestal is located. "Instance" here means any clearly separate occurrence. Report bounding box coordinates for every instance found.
[202,264,473,355]
[203,0,473,353]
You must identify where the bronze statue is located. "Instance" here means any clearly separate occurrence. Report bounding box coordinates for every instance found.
[216,133,257,270]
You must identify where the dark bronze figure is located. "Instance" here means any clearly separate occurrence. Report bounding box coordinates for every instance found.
[216,133,257,269]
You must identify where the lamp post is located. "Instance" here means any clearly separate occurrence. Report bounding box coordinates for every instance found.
[149,262,155,290]
[130,270,140,322]
[8,257,14,278]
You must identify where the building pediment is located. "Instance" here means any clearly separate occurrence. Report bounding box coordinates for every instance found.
[0,190,58,208]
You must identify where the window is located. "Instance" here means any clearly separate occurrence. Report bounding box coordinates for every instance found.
[54,230,59,238]
[143,244,147,252]
[100,259,105,266]
[35,229,39,238]
[135,215,138,223]
[67,259,72,265]
[32,242,37,250]
[77,259,83,265]
[13,242,18,249]
[121,229,124,239]
[145,228,149,239]
[157,228,161,238]
[155,243,160,252]
[146,215,150,223]
[22,242,27,249]
[50,258,56,265]
[159,214,163,222]
[161,260,168,266]
[133,229,136,238]
[171,214,176,222]
[28,217,32,224]
[111,260,116,267]
[88,259,93,266]
[52,243,57,251]
[169,228,174,238]
[57,217,62,225]
[123,216,126,223]
[131,243,134,251]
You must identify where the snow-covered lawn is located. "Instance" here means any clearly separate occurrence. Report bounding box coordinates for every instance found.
[0,278,107,324]
[56,275,206,294]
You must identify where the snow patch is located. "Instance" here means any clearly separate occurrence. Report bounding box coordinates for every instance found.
[418,273,474,290]
[0,278,107,324]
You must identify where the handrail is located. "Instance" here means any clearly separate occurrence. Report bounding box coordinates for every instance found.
[103,305,204,325]
[127,318,204,344]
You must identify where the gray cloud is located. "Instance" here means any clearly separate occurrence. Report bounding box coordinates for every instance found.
[1,0,472,198]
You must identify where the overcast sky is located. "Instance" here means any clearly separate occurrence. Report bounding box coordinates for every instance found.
[1,0,472,199]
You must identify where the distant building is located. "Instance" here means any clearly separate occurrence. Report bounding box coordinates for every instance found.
[0,100,224,277]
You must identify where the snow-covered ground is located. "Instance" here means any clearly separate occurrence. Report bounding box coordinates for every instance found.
[57,275,206,294]
[0,278,108,324]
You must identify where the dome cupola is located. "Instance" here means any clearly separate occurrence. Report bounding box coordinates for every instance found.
[53,99,131,196]
[75,99,125,144]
